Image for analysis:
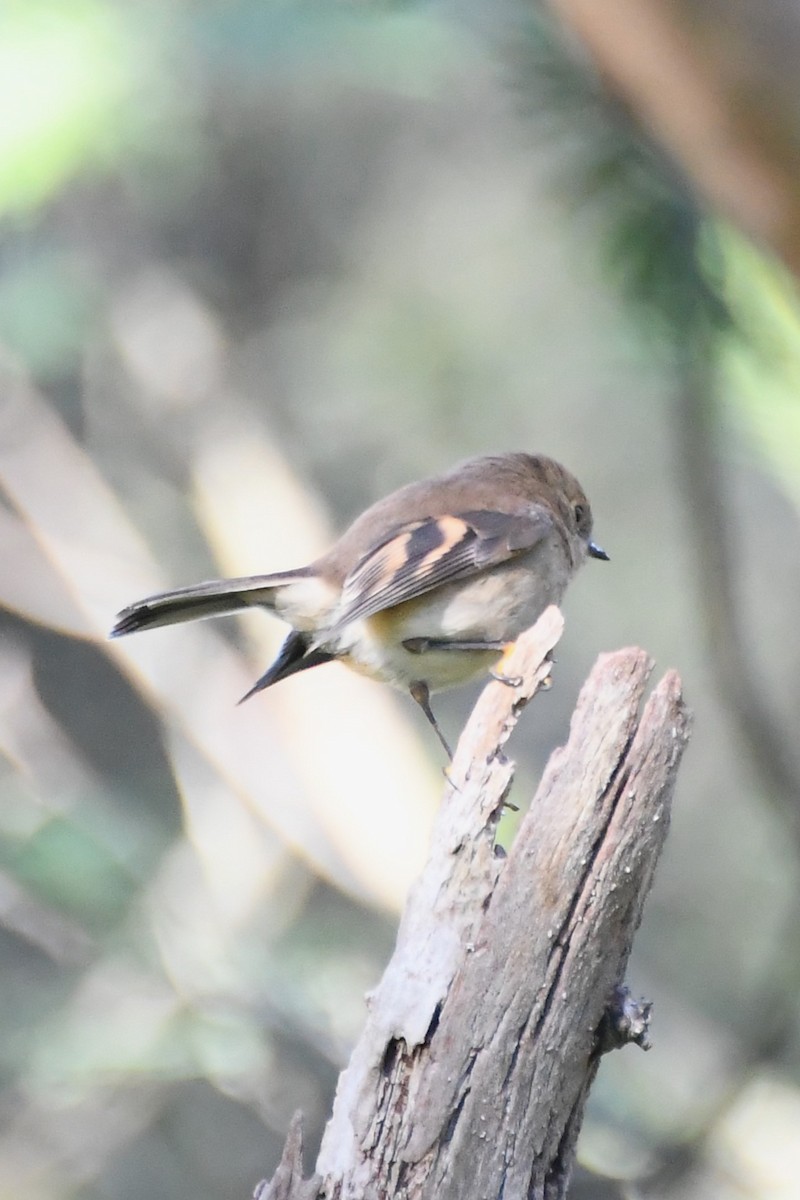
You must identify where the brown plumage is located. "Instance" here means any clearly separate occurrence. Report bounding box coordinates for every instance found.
[111,453,608,754]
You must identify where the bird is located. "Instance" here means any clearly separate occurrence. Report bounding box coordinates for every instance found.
[111,452,608,755]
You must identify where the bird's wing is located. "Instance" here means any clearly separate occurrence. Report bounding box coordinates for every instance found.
[333,507,553,628]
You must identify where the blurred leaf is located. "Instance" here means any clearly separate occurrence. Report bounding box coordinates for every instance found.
[718,230,800,507]
[29,957,182,1088]
[514,10,733,348]
[0,1,142,214]
[0,250,96,377]
[5,817,134,930]
[194,0,472,93]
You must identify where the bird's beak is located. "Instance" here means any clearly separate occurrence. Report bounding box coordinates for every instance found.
[588,541,610,561]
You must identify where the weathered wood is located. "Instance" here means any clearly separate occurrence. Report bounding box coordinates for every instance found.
[255,607,691,1200]
[254,1114,320,1200]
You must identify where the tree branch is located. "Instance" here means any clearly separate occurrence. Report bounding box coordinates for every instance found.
[255,608,691,1199]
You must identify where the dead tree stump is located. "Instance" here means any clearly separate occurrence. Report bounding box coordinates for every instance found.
[256,606,692,1200]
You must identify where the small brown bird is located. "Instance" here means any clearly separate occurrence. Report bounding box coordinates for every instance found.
[111,452,608,753]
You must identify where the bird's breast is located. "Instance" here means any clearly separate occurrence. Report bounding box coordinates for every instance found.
[328,552,568,693]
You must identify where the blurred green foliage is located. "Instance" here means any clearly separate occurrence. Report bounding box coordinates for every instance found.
[515,11,733,349]
[0,1,149,214]
[721,233,800,505]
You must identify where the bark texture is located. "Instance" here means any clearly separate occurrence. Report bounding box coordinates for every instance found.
[256,607,691,1200]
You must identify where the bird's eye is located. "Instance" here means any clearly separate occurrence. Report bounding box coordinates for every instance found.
[574,503,586,526]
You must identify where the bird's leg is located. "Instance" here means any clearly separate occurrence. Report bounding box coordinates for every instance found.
[403,636,525,693]
[403,637,506,654]
[409,680,452,759]
[491,643,557,690]
[489,641,523,688]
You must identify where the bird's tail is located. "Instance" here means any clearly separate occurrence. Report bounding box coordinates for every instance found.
[110,568,311,637]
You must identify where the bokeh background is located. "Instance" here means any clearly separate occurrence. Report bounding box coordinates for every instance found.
[2,3,800,1199]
